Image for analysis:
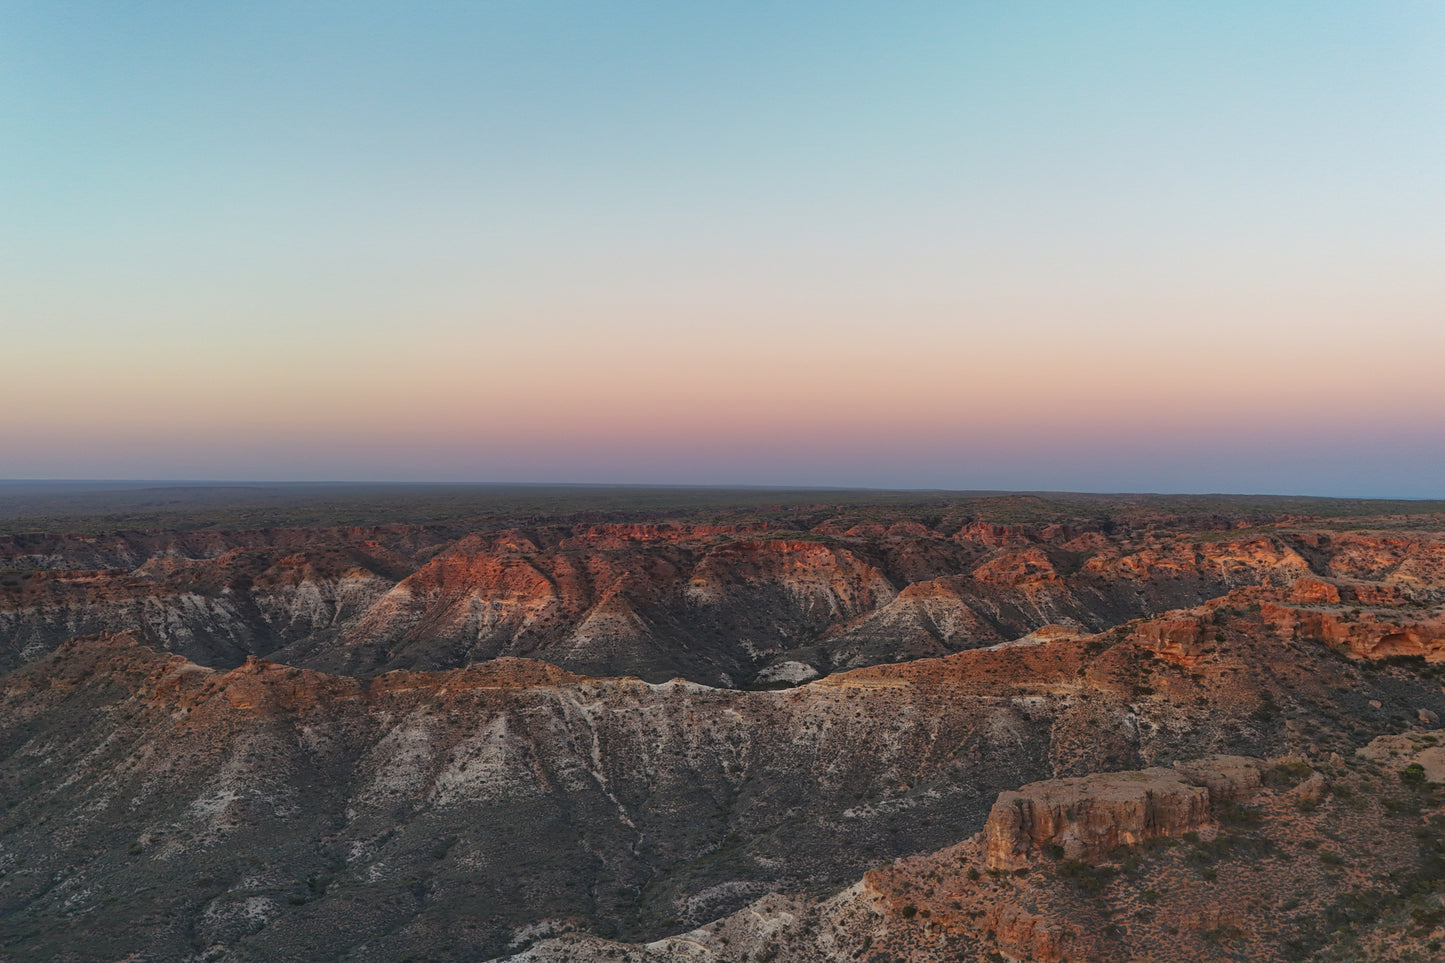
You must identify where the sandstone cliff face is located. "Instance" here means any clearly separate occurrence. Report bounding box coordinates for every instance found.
[1290,574,1342,604]
[1081,536,1310,588]
[983,769,1213,870]
[1132,611,1217,667]
[1259,600,1445,661]
[1317,532,1445,588]
[7,519,1407,685]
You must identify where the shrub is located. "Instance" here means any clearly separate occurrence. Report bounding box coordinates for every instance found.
[1263,761,1314,791]
[1055,858,1113,894]
[1218,801,1263,825]
[1384,797,1421,816]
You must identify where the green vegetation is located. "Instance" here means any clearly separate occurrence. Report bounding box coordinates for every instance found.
[1054,858,1115,894]
[1263,761,1316,791]
[1217,801,1264,825]
[1400,763,1430,788]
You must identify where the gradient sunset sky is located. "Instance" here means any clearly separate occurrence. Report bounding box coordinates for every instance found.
[4,2,1443,495]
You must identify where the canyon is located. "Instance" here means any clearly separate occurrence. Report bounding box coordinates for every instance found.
[1,489,1443,961]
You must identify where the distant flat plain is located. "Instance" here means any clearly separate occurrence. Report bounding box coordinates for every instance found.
[1,480,1442,535]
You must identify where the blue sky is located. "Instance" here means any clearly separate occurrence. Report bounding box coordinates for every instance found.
[3,2,1443,495]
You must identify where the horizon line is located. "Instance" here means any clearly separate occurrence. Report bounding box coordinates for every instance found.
[0,479,1441,503]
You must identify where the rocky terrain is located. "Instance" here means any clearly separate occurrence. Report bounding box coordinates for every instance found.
[1,489,1444,961]
[517,738,1444,962]
[10,503,1438,687]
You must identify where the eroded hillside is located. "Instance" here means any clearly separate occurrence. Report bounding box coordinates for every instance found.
[9,505,1441,686]
[2,494,1444,961]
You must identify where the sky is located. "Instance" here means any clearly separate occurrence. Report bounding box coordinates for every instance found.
[3,1,1443,496]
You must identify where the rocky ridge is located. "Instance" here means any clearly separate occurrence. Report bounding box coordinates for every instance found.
[10,517,1439,687]
[3,503,1445,961]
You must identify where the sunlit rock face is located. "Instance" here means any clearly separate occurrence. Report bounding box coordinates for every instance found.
[2,516,1377,684]
[4,502,1445,961]
[983,768,1214,870]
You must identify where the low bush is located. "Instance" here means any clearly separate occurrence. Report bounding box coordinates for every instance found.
[1263,761,1314,791]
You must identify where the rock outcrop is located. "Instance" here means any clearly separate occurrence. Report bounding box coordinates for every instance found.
[1172,754,1263,802]
[1260,600,1445,661]
[983,769,1213,870]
